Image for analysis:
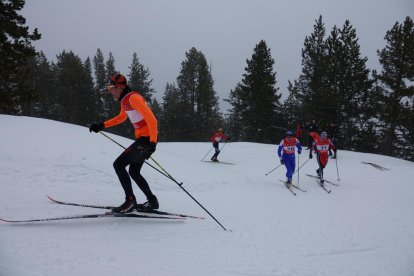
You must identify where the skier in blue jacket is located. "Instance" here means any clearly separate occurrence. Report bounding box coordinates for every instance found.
[278,130,302,187]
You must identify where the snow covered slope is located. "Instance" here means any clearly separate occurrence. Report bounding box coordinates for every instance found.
[1,115,413,276]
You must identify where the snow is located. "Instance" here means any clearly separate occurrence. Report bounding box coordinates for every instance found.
[1,114,414,276]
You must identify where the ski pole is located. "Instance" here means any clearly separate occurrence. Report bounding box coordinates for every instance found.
[265,164,283,176]
[99,132,174,180]
[100,131,126,149]
[150,157,228,231]
[294,158,311,174]
[99,131,229,231]
[220,141,228,152]
[201,146,214,162]
[297,153,300,186]
[335,154,340,181]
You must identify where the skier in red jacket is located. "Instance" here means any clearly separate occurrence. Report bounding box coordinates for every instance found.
[210,128,230,161]
[309,131,336,183]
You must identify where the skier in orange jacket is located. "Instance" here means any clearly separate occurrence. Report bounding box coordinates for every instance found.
[89,73,158,213]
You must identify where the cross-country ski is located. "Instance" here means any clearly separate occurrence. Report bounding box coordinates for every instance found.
[305,174,340,186]
[47,195,205,219]
[361,161,390,171]
[0,212,184,224]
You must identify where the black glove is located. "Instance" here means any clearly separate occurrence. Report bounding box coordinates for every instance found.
[309,154,313,159]
[227,136,231,141]
[280,159,285,165]
[141,142,157,160]
[89,123,104,133]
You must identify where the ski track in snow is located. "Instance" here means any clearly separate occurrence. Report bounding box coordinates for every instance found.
[1,115,414,276]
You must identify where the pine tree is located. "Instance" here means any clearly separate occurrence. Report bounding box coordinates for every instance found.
[0,0,41,113]
[53,51,96,126]
[150,98,162,119]
[128,52,155,103]
[225,83,245,141]
[228,40,281,143]
[176,47,222,141]
[325,20,373,151]
[374,16,414,159]
[93,48,107,118]
[99,52,133,138]
[160,83,182,141]
[285,16,329,132]
[103,52,118,119]
[106,52,117,77]
[285,16,375,151]
[23,51,55,117]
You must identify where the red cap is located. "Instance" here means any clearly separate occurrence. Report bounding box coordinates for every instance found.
[109,73,127,88]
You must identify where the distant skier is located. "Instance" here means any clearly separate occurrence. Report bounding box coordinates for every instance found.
[309,131,336,183]
[278,130,302,187]
[210,128,230,162]
[89,73,159,213]
[327,121,338,158]
[295,122,302,141]
[306,119,318,149]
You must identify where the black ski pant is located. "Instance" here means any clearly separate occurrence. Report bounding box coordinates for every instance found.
[316,153,327,180]
[113,137,154,200]
[211,142,220,159]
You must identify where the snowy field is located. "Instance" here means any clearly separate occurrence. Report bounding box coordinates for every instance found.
[0,115,413,276]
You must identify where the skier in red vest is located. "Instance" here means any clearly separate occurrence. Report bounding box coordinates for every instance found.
[89,73,159,213]
[210,128,230,161]
[309,131,336,183]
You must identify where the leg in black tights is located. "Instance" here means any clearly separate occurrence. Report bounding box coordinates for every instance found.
[113,141,155,199]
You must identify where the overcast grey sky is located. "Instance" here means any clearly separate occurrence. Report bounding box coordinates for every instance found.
[22,0,413,111]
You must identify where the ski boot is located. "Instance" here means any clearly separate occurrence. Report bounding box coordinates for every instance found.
[136,195,159,211]
[111,195,137,213]
[285,178,292,189]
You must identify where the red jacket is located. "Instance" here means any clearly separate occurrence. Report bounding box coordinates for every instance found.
[295,124,302,139]
[210,132,229,143]
[309,132,335,166]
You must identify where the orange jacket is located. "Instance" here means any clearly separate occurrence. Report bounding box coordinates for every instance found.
[103,92,158,143]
